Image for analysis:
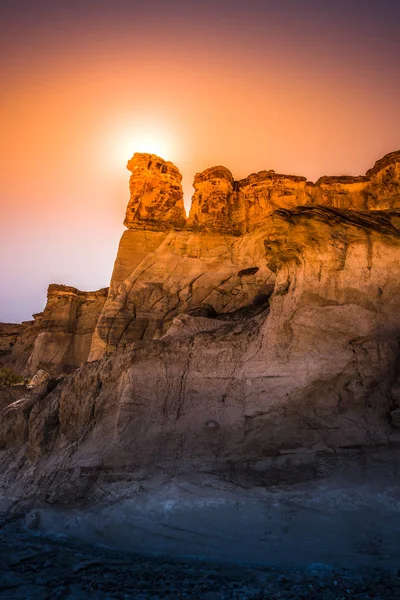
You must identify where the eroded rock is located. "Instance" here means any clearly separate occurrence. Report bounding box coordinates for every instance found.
[1,150,400,504]
[124,153,186,230]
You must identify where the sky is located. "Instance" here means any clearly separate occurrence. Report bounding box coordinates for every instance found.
[1,0,399,322]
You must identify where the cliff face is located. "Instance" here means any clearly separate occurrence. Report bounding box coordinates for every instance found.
[27,285,108,375]
[73,210,400,467]
[88,228,274,360]
[1,203,399,502]
[1,286,108,377]
[186,149,400,233]
[4,150,400,373]
[1,149,400,508]
[89,150,400,360]
[0,317,42,375]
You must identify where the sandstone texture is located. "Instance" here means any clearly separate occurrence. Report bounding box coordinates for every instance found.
[90,149,400,360]
[0,318,41,374]
[1,286,108,378]
[26,285,108,376]
[186,149,400,233]
[124,153,186,230]
[1,150,400,565]
[88,228,274,359]
[1,204,400,497]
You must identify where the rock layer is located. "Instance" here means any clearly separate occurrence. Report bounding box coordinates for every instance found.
[88,229,274,360]
[27,285,108,375]
[6,150,400,372]
[1,286,108,378]
[187,149,400,232]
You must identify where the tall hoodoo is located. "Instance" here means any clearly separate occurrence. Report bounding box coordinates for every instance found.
[124,153,186,230]
[187,166,242,233]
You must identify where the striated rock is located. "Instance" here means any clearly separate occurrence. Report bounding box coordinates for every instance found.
[0,322,27,357]
[186,166,241,233]
[124,153,186,230]
[89,150,400,360]
[1,202,400,503]
[187,150,400,233]
[2,149,400,372]
[27,285,108,376]
[0,318,41,375]
[88,228,274,359]
[26,369,50,392]
[1,284,108,377]
[237,171,310,232]
[312,150,400,211]
[2,149,400,513]
[0,384,27,412]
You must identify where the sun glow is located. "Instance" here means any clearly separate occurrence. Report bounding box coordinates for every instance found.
[107,124,178,170]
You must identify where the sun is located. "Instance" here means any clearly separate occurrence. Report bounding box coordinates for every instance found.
[108,124,177,170]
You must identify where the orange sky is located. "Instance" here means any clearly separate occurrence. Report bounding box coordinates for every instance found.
[1,0,399,321]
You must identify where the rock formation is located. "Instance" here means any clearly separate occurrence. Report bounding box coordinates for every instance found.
[89,150,400,360]
[0,149,400,516]
[124,153,186,230]
[0,317,42,375]
[186,149,400,233]
[1,285,108,377]
[27,284,108,376]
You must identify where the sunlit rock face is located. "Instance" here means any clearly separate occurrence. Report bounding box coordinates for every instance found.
[88,228,274,360]
[1,203,399,503]
[89,150,400,360]
[237,171,310,231]
[187,149,400,233]
[124,153,186,230]
[311,150,400,210]
[1,149,400,504]
[186,166,241,232]
[3,150,400,374]
[27,285,108,376]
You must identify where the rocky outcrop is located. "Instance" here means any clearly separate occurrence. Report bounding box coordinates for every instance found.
[187,150,400,232]
[124,153,186,230]
[26,285,108,376]
[186,166,240,232]
[88,229,274,360]
[0,317,42,374]
[1,148,400,571]
[4,150,400,375]
[1,200,400,503]
[0,323,28,358]
[1,286,108,378]
[89,150,400,361]
[1,149,400,507]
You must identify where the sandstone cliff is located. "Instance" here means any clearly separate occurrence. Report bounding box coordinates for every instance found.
[0,317,42,375]
[27,285,108,376]
[89,150,400,360]
[186,149,400,233]
[1,150,400,511]
[1,285,108,377]
[4,150,399,375]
